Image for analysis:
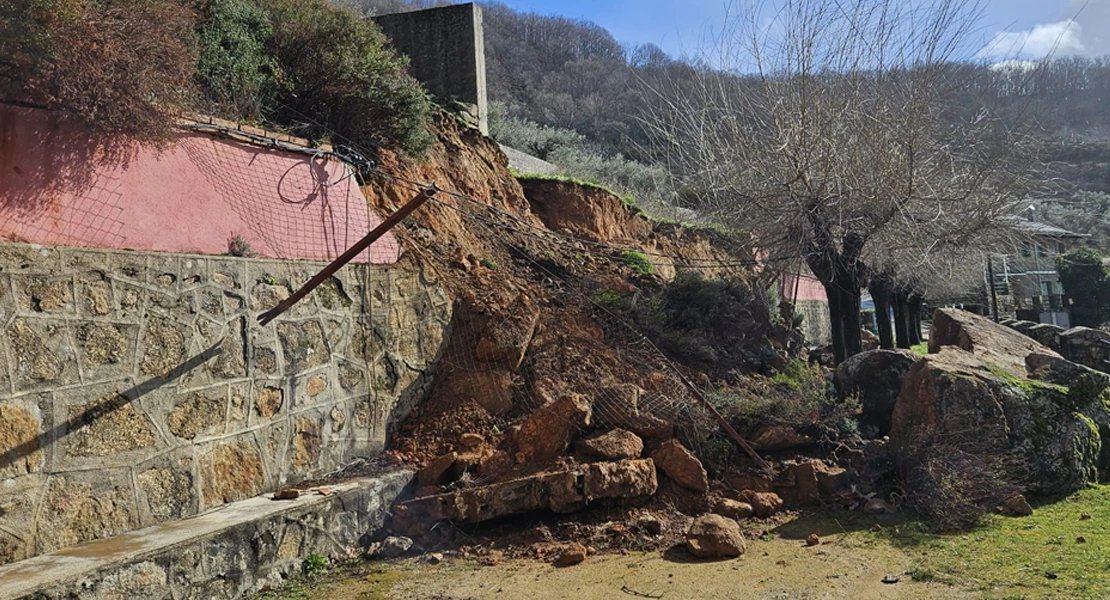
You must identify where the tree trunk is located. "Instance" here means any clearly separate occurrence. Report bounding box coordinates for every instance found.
[868,275,894,350]
[822,270,863,363]
[804,230,865,365]
[907,294,924,346]
[892,291,912,349]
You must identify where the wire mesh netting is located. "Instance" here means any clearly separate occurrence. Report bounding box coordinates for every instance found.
[371,171,771,472]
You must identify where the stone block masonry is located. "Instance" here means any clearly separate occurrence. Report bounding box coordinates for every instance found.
[0,242,452,565]
[0,472,412,599]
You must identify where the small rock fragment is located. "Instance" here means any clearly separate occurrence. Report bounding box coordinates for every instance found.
[863,498,894,514]
[1077,536,1087,544]
[480,549,504,566]
[460,433,485,448]
[273,488,299,500]
[1081,512,1092,520]
[713,498,754,520]
[425,552,444,564]
[637,514,664,536]
[882,574,900,584]
[1001,494,1033,517]
[372,536,413,559]
[806,533,820,547]
[739,490,784,518]
[317,486,332,496]
[553,543,588,567]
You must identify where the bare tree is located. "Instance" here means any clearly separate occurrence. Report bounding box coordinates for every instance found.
[644,0,1041,362]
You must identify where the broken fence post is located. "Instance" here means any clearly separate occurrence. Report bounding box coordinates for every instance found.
[257,184,439,326]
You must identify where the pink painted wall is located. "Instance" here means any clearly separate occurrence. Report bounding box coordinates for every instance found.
[0,105,399,264]
[783,272,828,302]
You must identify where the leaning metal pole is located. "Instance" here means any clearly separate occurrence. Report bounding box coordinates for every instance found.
[257,184,439,326]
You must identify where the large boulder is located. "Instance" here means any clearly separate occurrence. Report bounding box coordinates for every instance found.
[891,348,1109,495]
[511,394,592,462]
[928,308,1061,374]
[1026,324,1065,351]
[474,301,540,370]
[685,514,746,558]
[593,384,674,440]
[835,349,922,437]
[1010,320,1040,336]
[575,429,644,461]
[651,439,709,492]
[393,459,657,534]
[1059,327,1110,374]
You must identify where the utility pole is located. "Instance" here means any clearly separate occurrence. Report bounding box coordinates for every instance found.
[987,255,999,322]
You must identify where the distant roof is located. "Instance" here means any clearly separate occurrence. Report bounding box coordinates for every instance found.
[1012,218,1087,238]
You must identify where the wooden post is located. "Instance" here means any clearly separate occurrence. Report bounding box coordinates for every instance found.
[257,184,438,326]
[987,255,1000,322]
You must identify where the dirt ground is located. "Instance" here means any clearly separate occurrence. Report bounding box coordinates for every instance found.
[319,533,959,600]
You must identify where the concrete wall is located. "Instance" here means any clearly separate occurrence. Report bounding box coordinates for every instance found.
[0,105,398,264]
[374,3,488,135]
[797,299,832,347]
[783,273,831,346]
[0,242,451,565]
[499,144,560,175]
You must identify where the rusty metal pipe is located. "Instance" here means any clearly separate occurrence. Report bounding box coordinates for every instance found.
[257,184,438,326]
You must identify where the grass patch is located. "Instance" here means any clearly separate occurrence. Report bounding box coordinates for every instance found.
[512,171,638,208]
[769,358,812,390]
[879,485,1110,598]
[987,365,1069,394]
[620,250,654,275]
[910,342,928,356]
[246,560,411,600]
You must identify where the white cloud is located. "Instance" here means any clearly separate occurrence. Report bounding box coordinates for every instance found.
[978,19,1085,60]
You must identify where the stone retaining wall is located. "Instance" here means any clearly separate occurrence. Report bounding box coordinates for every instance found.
[0,471,412,600]
[0,242,451,565]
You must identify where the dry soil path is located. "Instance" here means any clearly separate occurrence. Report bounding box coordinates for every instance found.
[324,533,964,600]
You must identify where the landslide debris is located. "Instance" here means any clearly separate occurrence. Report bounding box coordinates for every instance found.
[358,113,865,557]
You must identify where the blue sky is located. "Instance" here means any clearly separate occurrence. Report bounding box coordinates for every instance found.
[491,0,1107,60]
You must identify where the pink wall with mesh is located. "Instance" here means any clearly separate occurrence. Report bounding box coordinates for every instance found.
[0,105,399,264]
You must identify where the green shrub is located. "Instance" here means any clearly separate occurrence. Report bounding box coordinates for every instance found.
[227,233,254,257]
[591,287,632,311]
[490,103,675,215]
[194,0,277,121]
[770,358,811,390]
[631,271,780,378]
[264,0,433,155]
[620,251,654,275]
[710,361,830,426]
[0,0,198,141]
[302,552,328,578]
[1057,246,1110,327]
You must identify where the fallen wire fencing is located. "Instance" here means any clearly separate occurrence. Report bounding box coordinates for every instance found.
[372,170,772,473]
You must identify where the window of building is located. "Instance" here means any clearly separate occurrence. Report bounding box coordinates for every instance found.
[1058,241,1066,254]
[1036,243,1047,258]
[1021,241,1031,257]
[1040,281,1051,296]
